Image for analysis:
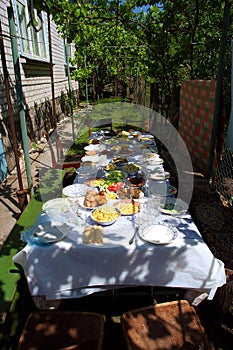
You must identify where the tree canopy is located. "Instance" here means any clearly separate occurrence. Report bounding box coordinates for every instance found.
[31,0,232,116]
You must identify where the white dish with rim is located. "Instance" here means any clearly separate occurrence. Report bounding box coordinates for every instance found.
[31,222,67,244]
[63,184,89,198]
[76,165,97,177]
[139,223,178,245]
[145,158,164,165]
[161,198,188,215]
[81,155,101,163]
[78,196,100,210]
[148,171,170,181]
[42,198,71,212]
[84,144,101,152]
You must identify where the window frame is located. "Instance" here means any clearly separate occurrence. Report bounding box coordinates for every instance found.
[64,40,76,68]
[13,0,50,62]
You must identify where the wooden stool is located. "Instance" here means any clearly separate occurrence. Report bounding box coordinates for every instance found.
[17,311,105,350]
[121,300,214,350]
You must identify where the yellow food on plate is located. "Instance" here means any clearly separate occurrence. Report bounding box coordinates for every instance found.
[84,178,105,187]
[106,192,117,200]
[114,200,141,215]
[92,205,120,223]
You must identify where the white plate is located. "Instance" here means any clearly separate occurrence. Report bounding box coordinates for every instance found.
[76,166,97,176]
[84,144,101,152]
[63,184,89,198]
[161,198,188,215]
[140,133,154,139]
[139,223,177,245]
[42,198,71,212]
[144,153,160,160]
[79,195,116,211]
[141,139,154,145]
[146,158,164,165]
[81,155,101,163]
[31,222,66,244]
[78,196,98,210]
[148,171,170,181]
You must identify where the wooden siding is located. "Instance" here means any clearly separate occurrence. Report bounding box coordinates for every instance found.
[0,1,78,173]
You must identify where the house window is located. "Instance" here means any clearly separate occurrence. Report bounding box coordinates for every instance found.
[14,0,49,61]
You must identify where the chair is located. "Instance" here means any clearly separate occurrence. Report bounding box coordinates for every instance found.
[45,130,82,169]
[88,118,113,136]
[121,300,214,350]
[17,311,105,350]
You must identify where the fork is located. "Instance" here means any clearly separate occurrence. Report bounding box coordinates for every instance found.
[129,226,139,245]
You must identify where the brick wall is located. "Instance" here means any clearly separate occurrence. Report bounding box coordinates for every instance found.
[179,80,216,176]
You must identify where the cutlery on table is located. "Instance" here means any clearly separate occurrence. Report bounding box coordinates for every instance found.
[129,226,139,245]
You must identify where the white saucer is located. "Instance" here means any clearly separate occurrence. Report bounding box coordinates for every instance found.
[63,184,88,198]
[139,223,177,245]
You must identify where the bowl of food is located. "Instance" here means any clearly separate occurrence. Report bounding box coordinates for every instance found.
[125,174,146,188]
[105,170,128,182]
[123,163,141,176]
[104,163,118,171]
[112,156,128,166]
[76,164,97,177]
[91,204,121,226]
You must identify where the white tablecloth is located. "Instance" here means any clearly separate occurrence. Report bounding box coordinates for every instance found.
[13,134,226,302]
[13,210,226,301]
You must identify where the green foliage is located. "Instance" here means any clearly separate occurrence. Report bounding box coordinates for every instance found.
[34,0,232,112]
[94,97,130,105]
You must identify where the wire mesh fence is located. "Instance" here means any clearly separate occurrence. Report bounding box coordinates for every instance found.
[214,148,233,206]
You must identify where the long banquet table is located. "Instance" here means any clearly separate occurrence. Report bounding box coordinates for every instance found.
[13,130,226,306]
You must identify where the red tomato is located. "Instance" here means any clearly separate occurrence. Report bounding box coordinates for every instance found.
[108,182,124,192]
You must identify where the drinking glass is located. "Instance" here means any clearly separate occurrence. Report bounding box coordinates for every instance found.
[139,195,161,227]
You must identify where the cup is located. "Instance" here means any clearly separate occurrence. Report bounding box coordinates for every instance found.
[67,197,80,215]
[139,196,161,226]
